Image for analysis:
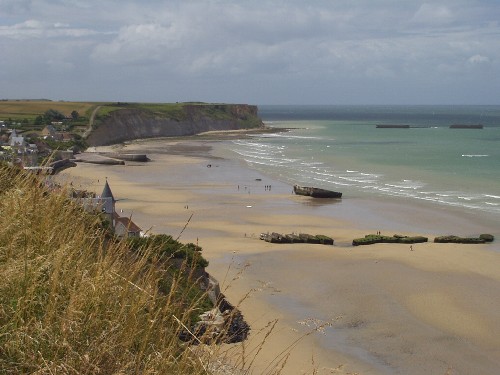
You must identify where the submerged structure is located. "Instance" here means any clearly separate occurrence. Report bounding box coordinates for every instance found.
[293,184,342,198]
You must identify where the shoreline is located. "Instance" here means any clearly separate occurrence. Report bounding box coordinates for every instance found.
[58,137,500,375]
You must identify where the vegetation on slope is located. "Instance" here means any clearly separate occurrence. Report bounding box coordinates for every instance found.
[0,164,214,374]
[1,100,264,150]
[92,102,263,129]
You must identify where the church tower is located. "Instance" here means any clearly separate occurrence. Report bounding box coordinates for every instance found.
[99,179,116,226]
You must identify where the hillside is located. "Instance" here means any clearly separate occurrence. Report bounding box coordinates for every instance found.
[0,100,266,148]
[86,102,265,146]
[0,165,230,374]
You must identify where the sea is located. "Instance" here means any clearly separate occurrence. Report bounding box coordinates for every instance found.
[223,105,500,222]
[209,105,500,374]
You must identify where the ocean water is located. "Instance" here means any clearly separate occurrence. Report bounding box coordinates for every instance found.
[226,105,500,217]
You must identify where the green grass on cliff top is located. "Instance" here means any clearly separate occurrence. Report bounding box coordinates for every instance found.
[0,100,254,123]
[97,102,247,120]
[0,100,100,120]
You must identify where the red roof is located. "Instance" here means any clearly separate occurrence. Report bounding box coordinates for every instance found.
[114,213,141,233]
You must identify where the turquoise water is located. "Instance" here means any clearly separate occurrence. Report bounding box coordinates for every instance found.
[227,105,500,215]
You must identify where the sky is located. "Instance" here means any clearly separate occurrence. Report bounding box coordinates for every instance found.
[1,0,499,105]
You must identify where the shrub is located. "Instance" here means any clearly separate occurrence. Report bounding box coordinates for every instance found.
[127,234,209,268]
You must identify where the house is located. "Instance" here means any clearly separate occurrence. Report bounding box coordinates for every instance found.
[79,180,115,225]
[113,213,142,238]
[41,125,57,137]
[28,144,38,152]
[41,125,66,141]
[9,129,25,147]
[79,180,142,238]
[59,132,74,142]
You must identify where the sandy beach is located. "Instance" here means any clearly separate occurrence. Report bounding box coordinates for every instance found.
[57,137,500,375]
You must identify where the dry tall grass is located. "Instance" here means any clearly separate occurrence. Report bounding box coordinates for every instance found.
[0,165,215,374]
[0,165,336,375]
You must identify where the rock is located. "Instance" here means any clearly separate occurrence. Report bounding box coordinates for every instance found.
[352,234,428,246]
[180,304,249,345]
[49,158,76,174]
[315,235,334,245]
[434,235,486,244]
[284,234,302,243]
[261,232,334,245]
[105,153,150,162]
[398,236,428,244]
[479,234,495,242]
[298,233,320,244]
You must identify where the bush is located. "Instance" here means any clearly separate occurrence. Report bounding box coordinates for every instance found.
[127,234,209,268]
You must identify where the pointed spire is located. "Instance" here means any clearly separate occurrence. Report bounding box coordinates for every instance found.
[101,178,115,202]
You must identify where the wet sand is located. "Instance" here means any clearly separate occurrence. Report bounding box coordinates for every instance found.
[58,138,500,375]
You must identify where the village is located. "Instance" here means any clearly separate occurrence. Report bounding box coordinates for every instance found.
[1,117,145,239]
[0,120,80,168]
[75,179,143,239]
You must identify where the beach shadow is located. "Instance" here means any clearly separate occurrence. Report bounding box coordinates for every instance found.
[297,198,343,207]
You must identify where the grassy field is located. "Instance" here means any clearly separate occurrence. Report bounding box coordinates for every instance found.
[0,101,252,121]
[0,100,100,121]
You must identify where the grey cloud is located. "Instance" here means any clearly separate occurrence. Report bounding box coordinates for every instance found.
[1,0,499,104]
[411,3,454,25]
[0,0,32,14]
[0,19,101,39]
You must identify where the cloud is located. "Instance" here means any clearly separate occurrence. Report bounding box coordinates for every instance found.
[468,54,490,64]
[0,0,32,14]
[90,23,178,65]
[0,0,499,104]
[0,19,99,39]
[411,3,454,25]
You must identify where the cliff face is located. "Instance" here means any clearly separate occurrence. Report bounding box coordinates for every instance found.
[86,104,264,146]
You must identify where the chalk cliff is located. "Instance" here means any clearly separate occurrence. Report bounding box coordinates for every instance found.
[85,103,265,146]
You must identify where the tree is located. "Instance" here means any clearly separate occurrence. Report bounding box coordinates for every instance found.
[44,109,65,122]
[71,110,79,120]
[34,116,44,125]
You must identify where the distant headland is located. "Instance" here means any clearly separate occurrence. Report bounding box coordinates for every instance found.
[85,102,266,146]
[0,100,266,149]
